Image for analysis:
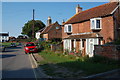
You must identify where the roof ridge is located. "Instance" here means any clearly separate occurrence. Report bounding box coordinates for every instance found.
[81,2,117,13]
[41,22,59,34]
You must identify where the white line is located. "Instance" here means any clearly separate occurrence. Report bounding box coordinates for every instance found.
[28,54,37,80]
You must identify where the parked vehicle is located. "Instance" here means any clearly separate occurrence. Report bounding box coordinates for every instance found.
[10,43,16,47]
[24,42,38,54]
[0,45,6,52]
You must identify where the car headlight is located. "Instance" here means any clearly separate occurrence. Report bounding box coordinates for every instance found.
[25,47,29,50]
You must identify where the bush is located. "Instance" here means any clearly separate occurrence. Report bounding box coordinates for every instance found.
[114,39,120,45]
[86,55,119,65]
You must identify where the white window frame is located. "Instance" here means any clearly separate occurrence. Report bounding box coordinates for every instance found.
[90,18,102,30]
[64,24,72,33]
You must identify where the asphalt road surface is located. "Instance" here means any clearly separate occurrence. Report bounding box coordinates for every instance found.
[1,45,36,80]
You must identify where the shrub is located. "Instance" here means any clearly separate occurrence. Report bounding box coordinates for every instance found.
[114,39,120,45]
[86,55,119,65]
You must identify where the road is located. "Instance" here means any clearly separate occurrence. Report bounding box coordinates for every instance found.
[1,45,36,80]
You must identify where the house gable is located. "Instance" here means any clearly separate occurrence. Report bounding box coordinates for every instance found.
[41,21,62,40]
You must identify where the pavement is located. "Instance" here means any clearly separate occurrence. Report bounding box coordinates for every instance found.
[29,53,52,79]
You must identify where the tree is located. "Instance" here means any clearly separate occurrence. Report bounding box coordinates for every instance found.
[21,20,45,38]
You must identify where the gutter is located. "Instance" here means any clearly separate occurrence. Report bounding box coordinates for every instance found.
[110,2,120,14]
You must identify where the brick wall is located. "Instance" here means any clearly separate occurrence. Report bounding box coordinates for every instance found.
[48,23,62,40]
[94,45,120,60]
[100,16,114,43]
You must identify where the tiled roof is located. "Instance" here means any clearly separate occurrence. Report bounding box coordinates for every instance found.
[0,33,9,36]
[65,2,118,24]
[65,33,102,39]
[41,21,59,34]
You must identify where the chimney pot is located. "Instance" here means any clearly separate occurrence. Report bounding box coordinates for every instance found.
[76,4,82,14]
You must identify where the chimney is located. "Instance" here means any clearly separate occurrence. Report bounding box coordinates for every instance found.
[47,16,52,26]
[76,4,82,14]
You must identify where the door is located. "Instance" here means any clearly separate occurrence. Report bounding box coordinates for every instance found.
[89,39,94,57]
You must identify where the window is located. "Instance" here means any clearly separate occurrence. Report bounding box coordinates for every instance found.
[26,43,35,46]
[68,25,72,32]
[56,26,59,29]
[64,24,72,33]
[96,20,100,28]
[90,18,102,30]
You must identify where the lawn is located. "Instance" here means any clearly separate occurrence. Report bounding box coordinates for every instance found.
[38,50,120,77]
[1,42,19,47]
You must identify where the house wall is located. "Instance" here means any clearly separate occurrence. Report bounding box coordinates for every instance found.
[113,7,120,41]
[48,23,62,40]
[62,16,115,43]
[100,16,114,43]
[43,34,48,40]
[35,32,40,39]
[0,36,9,42]
[72,21,92,33]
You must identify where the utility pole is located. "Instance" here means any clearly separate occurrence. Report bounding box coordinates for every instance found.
[32,9,35,38]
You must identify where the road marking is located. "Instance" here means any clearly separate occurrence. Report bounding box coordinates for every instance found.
[28,54,37,80]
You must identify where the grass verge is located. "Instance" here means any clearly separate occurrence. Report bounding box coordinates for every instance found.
[38,50,120,77]
[1,42,19,47]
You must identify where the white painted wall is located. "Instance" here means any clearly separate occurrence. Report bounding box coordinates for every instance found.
[0,36,9,42]
[86,38,99,57]
[63,39,72,52]
[35,32,41,39]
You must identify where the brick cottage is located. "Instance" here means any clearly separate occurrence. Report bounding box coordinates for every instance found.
[62,2,120,57]
[36,16,62,41]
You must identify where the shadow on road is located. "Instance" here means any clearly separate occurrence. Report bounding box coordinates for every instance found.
[2,50,18,53]
[1,54,16,58]
[2,68,36,80]
[7,47,22,49]
[2,46,22,53]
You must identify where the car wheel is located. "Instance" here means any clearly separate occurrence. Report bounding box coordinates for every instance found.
[25,52,27,54]
[3,48,5,52]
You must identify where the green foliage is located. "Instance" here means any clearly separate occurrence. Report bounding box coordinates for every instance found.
[63,49,69,55]
[38,50,120,76]
[16,38,36,42]
[114,39,120,45]
[1,42,19,47]
[21,20,45,38]
[86,55,120,65]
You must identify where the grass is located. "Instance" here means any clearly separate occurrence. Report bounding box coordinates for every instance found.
[38,50,120,77]
[38,50,73,64]
[1,42,19,47]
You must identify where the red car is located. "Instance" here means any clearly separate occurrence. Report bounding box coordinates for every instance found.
[24,42,38,54]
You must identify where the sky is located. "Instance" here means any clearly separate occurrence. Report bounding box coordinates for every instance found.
[2,1,109,37]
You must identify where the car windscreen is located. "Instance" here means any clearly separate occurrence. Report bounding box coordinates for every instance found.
[26,43,35,46]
